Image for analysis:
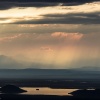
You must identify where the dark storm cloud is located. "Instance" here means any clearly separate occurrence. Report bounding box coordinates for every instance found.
[0,2,59,10]
[14,12,100,24]
[0,0,99,3]
[0,3,13,10]
[0,0,99,10]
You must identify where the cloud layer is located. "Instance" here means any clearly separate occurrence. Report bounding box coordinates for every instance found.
[0,1,100,24]
[0,0,100,69]
[0,24,100,69]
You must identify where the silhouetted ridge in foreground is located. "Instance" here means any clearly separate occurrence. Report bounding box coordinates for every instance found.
[69,89,100,96]
[0,84,27,93]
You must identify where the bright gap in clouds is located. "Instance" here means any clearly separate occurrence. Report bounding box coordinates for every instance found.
[0,1,100,23]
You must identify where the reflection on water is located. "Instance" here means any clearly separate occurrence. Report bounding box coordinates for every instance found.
[21,87,77,96]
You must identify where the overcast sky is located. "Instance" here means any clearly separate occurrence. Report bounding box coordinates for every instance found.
[0,0,100,69]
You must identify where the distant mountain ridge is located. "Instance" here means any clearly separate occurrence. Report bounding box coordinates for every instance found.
[0,68,100,79]
[72,66,100,71]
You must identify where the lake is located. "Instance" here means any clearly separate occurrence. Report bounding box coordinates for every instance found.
[21,87,77,96]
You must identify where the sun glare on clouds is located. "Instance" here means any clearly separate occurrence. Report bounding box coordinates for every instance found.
[0,1,100,23]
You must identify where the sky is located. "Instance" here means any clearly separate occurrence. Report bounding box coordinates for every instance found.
[0,0,100,69]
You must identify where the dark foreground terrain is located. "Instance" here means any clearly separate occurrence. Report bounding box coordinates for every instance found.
[1,68,100,88]
[1,94,100,100]
[1,69,100,99]
[0,79,100,100]
[0,78,100,89]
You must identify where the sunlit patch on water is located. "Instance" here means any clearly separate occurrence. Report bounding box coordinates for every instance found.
[21,87,77,96]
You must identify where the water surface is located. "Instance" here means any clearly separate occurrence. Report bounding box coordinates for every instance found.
[21,87,77,96]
